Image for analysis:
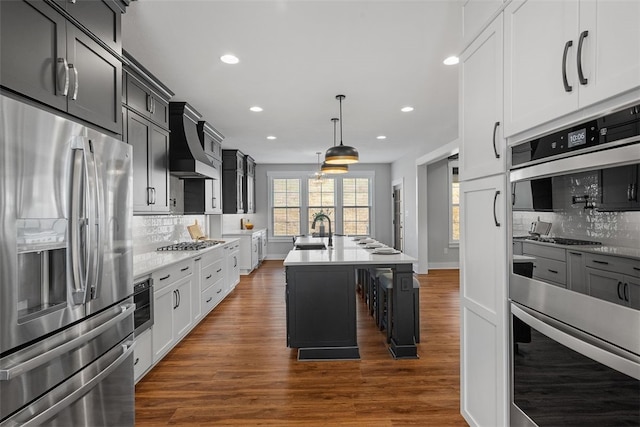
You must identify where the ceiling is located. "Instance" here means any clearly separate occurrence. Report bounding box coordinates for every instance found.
[122,0,462,164]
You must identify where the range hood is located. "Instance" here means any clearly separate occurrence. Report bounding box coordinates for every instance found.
[169,102,217,179]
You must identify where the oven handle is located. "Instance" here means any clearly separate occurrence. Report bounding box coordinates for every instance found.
[511,303,640,380]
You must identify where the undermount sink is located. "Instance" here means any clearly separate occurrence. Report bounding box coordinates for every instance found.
[295,243,327,250]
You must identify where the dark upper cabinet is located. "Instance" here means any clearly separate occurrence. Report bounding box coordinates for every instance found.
[127,110,170,214]
[197,121,223,161]
[600,164,640,211]
[122,52,174,215]
[0,0,123,134]
[223,149,245,214]
[57,0,123,53]
[244,155,256,214]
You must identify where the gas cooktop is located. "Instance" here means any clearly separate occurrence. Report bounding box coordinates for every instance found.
[157,241,225,251]
[531,237,602,246]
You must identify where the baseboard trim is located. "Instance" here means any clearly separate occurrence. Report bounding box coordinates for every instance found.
[428,262,459,270]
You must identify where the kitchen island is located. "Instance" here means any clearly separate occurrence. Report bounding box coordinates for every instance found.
[284,236,418,360]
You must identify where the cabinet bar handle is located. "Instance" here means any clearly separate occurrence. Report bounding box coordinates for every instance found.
[57,58,70,96]
[69,64,79,100]
[548,269,558,274]
[623,283,629,302]
[577,30,588,85]
[633,267,640,271]
[180,266,190,272]
[492,122,500,159]
[206,274,212,280]
[617,281,623,300]
[216,268,222,273]
[159,274,171,281]
[194,257,202,261]
[206,297,213,303]
[593,260,609,265]
[493,190,501,227]
[217,289,222,294]
[562,40,573,92]
[173,290,178,309]
[176,289,181,307]
[134,357,139,366]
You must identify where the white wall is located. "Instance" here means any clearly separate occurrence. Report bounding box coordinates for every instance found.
[253,162,392,259]
[427,158,459,268]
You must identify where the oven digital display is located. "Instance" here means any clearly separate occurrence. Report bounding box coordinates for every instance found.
[567,128,587,148]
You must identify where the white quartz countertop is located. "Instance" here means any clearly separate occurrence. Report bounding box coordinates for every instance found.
[284,236,416,266]
[222,228,266,236]
[133,238,239,279]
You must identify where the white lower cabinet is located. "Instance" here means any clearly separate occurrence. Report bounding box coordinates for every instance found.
[224,242,240,292]
[133,328,152,383]
[459,174,508,427]
[151,260,193,363]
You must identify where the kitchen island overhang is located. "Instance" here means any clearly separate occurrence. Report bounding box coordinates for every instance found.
[284,237,418,360]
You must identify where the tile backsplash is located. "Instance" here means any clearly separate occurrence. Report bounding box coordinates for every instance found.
[132,214,206,253]
[512,170,640,249]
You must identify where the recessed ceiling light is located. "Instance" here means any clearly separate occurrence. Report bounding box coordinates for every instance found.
[376,135,387,140]
[220,54,239,64]
[443,56,460,65]
[266,136,277,140]
[250,106,263,112]
[401,106,414,112]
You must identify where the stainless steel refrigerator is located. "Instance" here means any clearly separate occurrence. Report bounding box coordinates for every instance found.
[0,94,135,426]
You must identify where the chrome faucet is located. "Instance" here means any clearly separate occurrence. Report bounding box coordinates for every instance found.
[311,213,332,247]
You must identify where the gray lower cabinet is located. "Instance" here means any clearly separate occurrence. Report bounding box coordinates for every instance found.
[584,253,640,309]
[0,0,123,134]
[127,110,170,213]
[523,242,567,287]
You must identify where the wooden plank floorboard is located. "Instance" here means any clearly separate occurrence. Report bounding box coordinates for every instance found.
[135,261,467,426]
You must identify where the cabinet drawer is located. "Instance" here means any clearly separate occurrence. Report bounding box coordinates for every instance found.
[64,0,122,52]
[202,278,224,313]
[585,253,640,278]
[133,328,152,382]
[202,259,224,291]
[532,257,567,286]
[523,242,566,261]
[152,259,194,291]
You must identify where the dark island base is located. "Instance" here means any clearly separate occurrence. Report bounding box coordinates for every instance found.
[297,346,361,361]
[389,339,419,359]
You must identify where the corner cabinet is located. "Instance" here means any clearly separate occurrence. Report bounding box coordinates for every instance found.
[459,15,505,181]
[0,0,125,135]
[504,0,640,137]
[222,150,245,213]
[459,174,508,427]
[123,51,174,214]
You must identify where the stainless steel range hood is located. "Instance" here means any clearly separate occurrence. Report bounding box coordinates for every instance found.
[169,102,217,179]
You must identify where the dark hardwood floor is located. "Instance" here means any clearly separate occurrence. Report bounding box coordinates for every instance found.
[135,261,467,426]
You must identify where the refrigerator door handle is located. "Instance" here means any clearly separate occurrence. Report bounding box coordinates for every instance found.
[6,339,136,427]
[88,141,104,301]
[69,138,89,304]
[0,303,134,381]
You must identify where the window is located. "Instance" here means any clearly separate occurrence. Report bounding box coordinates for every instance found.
[307,178,335,234]
[272,178,301,237]
[267,172,374,240]
[449,159,460,244]
[342,178,370,235]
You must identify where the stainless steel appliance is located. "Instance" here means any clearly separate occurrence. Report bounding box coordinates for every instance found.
[0,94,135,426]
[509,104,640,426]
[133,278,153,336]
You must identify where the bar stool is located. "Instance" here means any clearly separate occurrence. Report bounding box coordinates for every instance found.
[371,268,391,323]
[377,272,420,344]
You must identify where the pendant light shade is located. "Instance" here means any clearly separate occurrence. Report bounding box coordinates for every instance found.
[325,95,359,165]
[322,117,348,174]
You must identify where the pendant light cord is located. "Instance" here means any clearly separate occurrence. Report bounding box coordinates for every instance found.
[337,95,345,146]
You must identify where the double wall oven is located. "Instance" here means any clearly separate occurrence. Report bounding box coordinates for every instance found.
[509,105,640,426]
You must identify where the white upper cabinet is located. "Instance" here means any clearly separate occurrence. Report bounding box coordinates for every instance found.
[504,0,640,138]
[460,16,505,181]
[578,0,640,108]
[461,0,504,46]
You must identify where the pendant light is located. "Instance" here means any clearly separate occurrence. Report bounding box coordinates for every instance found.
[322,117,348,174]
[324,94,359,164]
[313,152,326,181]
